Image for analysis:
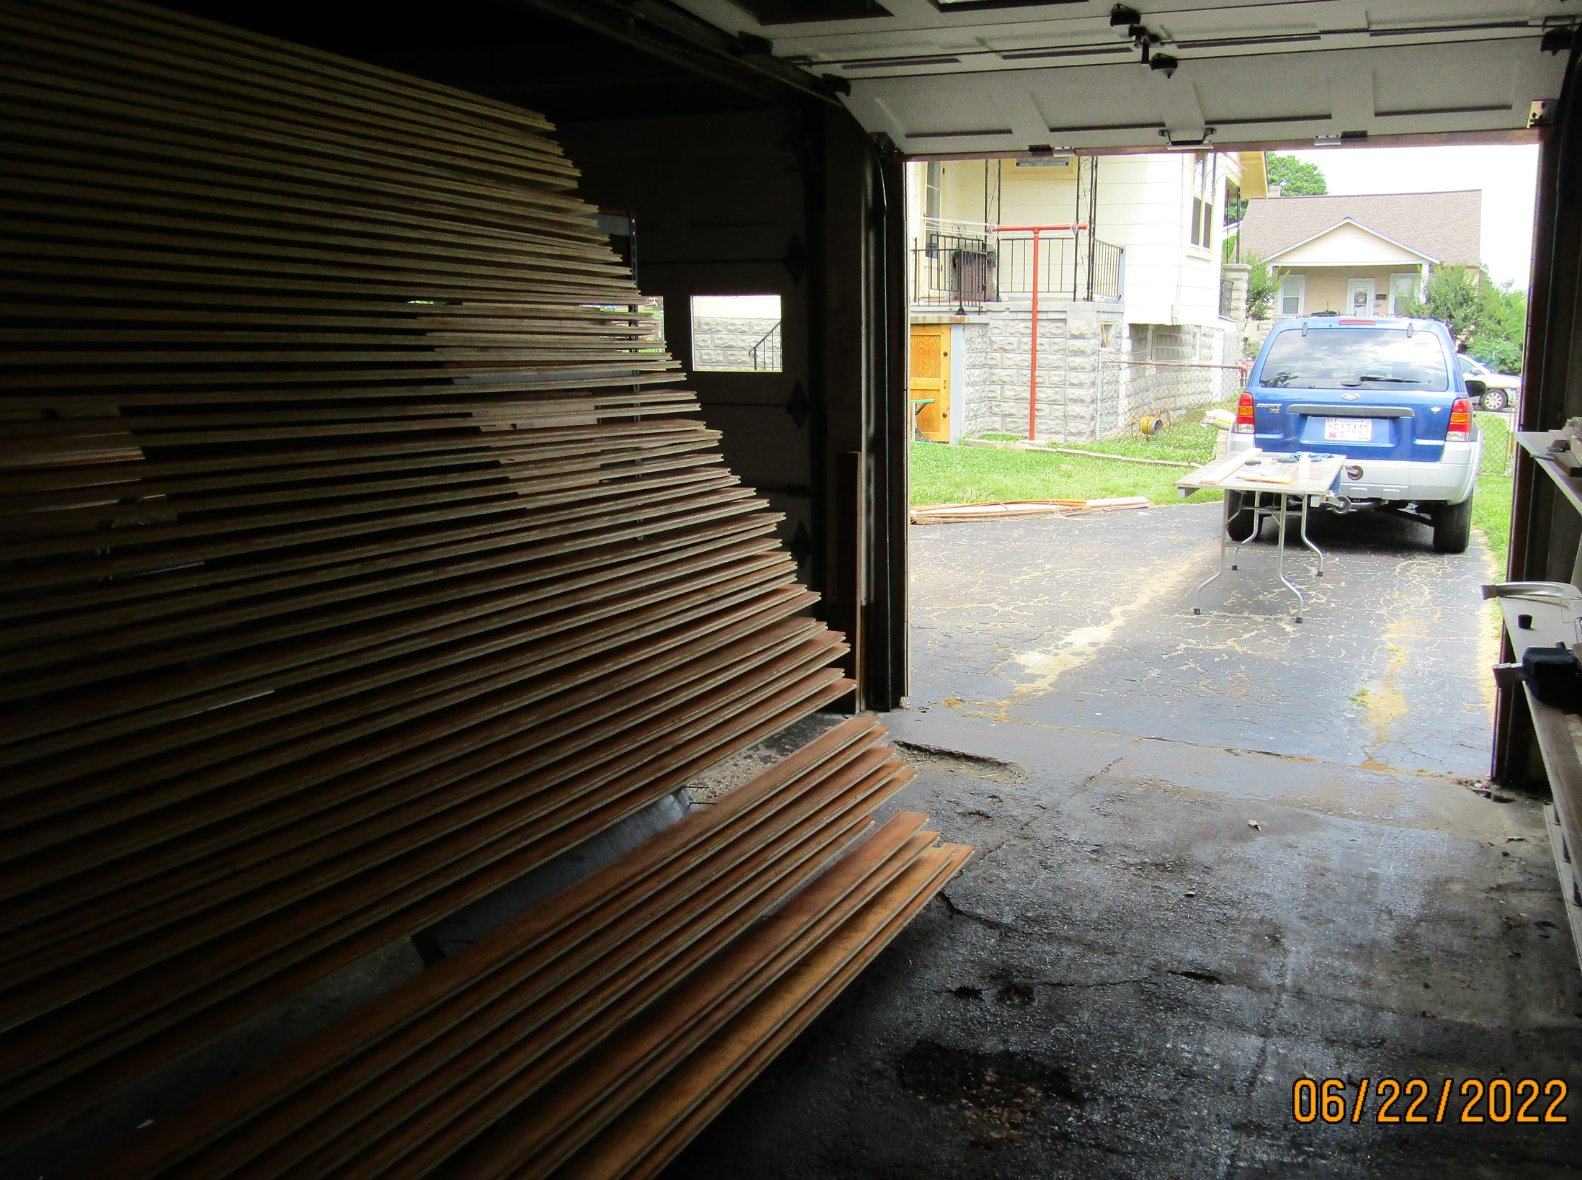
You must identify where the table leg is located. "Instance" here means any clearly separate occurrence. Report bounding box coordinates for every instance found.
[1230,490,1265,570]
[1192,498,1236,614]
[1296,493,1325,577]
[1273,491,1306,622]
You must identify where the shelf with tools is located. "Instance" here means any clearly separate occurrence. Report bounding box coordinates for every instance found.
[1489,592,1582,973]
[1518,430,1582,515]
[1500,428,1582,970]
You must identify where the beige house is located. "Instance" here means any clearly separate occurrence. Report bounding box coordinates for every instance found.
[1238,191,1483,318]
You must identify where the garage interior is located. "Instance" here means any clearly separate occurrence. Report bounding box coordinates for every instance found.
[6,0,1582,1176]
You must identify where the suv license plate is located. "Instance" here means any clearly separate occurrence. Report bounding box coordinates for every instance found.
[1323,417,1373,442]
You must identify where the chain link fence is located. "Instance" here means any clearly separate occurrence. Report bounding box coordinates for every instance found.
[1096,357,1246,435]
[1092,356,1518,477]
[1476,411,1517,478]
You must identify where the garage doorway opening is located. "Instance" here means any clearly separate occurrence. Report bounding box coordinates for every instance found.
[902,141,1539,787]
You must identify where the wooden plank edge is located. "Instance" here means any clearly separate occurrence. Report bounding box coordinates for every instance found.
[565,841,973,1180]
[443,811,941,1179]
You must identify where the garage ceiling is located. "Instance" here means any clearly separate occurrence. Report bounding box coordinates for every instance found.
[669,0,1576,154]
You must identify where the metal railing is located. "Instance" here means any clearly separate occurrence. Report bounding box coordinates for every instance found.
[749,320,781,371]
[910,219,1122,310]
[912,231,997,311]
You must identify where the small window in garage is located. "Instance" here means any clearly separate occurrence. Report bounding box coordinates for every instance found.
[691,294,783,372]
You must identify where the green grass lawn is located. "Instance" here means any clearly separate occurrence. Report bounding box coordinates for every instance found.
[908,440,1209,507]
[910,409,1225,508]
[911,406,1517,567]
[1472,412,1514,573]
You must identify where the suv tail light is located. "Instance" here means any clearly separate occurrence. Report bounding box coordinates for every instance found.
[1234,391,1255,434]
[1447,396,1472,442]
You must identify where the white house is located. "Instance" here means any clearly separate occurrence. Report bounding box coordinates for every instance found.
[906,150,1265,442]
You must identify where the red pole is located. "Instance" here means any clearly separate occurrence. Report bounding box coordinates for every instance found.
[1029,227,1040,441]
[993,225,1086,443]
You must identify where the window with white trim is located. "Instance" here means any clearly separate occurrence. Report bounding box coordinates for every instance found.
[1388,272,1418,315]
[1190,153,1217,250]
[1279,274,1305,317]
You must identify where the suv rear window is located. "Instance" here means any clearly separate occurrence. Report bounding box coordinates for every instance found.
[1258,328,1450,392]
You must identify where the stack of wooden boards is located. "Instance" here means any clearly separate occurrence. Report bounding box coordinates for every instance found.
[0,0,968,1173]
[84,717,969,1179]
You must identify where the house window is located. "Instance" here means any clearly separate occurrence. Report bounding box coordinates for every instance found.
[1389,272,1418,315]
[923,160,944,255]
[1190,153,1217,250]
[924,161,943,224]
[1279,274,1306,317]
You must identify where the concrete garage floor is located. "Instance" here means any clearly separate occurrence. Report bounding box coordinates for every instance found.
[667,501,1582,1179]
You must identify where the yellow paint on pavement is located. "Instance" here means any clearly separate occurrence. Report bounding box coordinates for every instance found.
[970,540,1217,718]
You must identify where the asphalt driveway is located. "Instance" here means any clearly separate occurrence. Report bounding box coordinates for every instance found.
[906,500,1500,779]
[665,499,1582,1180]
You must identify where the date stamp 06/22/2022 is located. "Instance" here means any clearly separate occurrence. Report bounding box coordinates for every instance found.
[1292,1078,1569,1126]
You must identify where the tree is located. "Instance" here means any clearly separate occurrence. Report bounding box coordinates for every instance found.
[1470,284,1528,372]
[1266,154,1328,196]
[1402,264,1528,372]
[1244,253,1278,320]
[1400,264,1484,344]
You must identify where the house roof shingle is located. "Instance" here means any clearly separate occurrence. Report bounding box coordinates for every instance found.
[1238,190,1482,267]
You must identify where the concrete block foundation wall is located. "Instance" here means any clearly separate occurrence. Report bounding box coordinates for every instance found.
[1109,323,1243,430]
[951,308,1236,441]
[957,304,1122,442]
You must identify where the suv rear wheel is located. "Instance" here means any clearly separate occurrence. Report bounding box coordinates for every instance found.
[1432,497,1472,554]
[1225,490,1259,542]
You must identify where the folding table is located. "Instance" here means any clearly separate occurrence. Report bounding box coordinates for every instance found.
[1176,448,1346,622]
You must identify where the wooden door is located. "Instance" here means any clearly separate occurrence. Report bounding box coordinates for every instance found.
[908,324,951,442]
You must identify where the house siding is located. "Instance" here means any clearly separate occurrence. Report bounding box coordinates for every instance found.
[998,159,1081,227]
[1091,155,1225,328]
[1282,266,1423,316]
[912,152,1240,328]
[1240,191,1482,271]
[1272,221,1427,266]
[940,159,994,226]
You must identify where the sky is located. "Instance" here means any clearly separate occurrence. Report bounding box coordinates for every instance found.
[1280,145,1540,290]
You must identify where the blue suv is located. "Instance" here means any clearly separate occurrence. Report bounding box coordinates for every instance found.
[1228,316,1481,553]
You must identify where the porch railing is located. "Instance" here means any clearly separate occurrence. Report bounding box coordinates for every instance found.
[749,319,781,371]
[910,219,1123,310]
